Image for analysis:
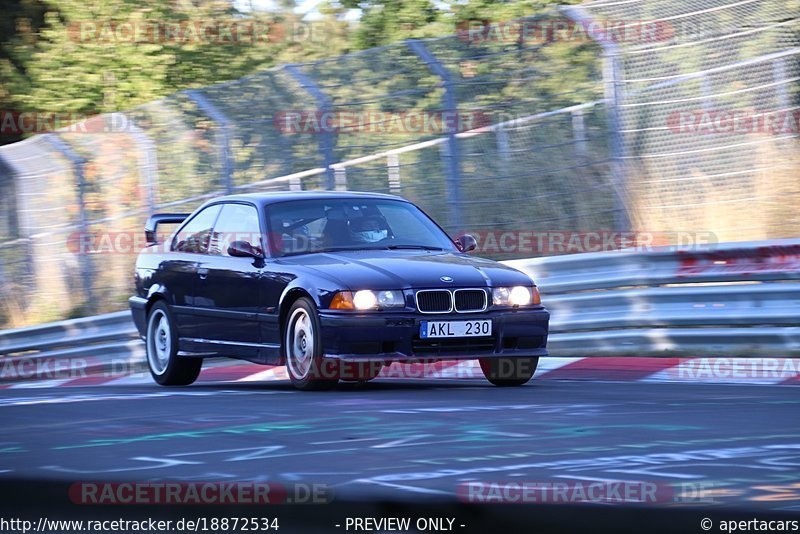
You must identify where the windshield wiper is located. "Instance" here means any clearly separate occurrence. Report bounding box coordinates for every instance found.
[313,245,445,252]
[279,246,374,257]
[384,244,445,251]
[281,245,445,257]
[315,246,385,253]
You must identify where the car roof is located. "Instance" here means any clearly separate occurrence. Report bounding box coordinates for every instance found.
[202,190,409,209]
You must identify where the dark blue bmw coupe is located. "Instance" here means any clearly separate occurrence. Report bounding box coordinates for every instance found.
[129,191,549,390]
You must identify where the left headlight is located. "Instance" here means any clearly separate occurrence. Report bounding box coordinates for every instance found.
[329,290,406,310]
[492,286,541,307]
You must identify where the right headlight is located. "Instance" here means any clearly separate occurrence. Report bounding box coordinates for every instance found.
[492,286,541,307]
[329,290,406,310]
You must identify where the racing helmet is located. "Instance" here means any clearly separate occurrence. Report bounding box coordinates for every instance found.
[349,215,388,243]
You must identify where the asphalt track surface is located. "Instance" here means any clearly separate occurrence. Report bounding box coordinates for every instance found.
[0,379,798,532]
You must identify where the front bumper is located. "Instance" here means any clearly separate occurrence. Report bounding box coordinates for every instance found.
[318,307,549,362]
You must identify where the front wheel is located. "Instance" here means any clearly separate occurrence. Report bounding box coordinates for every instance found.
[146,301,202,386]
[284,298,338,390]
[479,357,538,387]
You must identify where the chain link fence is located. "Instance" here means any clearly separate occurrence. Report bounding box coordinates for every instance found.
[577,0,800,242]
[0,0,798,327]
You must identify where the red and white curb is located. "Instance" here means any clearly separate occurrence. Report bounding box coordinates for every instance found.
[1,357,799,388]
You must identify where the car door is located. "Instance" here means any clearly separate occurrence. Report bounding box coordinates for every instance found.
[257,202,320,357]
[193,202,264,358]
[165,203,222,340]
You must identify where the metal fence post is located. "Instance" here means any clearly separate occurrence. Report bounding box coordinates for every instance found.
[185,90,234,194]
[571,108,587,161]
[0,156,13,321]
[406,39,463,231]
[45,134,95,312]
[495,127,510,179]
[700,74,714,111]
[561,6,631,233]
[334,166,348,191]
[387,153,401,194]
[773,57,790,110]
[112,113,158,213]
[284,65,336,190]
[0,155,19,241]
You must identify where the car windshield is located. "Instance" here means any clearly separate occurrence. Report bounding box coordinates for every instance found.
[267,198,457,257]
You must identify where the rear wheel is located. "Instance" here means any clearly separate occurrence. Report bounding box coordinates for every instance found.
[284,298,338,390]
[479,357,538,387]
[146,301,202,386]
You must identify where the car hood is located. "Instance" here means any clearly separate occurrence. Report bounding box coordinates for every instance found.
[278,250,535,289]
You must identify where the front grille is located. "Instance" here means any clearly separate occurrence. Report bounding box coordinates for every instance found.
[416,290,452,313]
[454,289,487,312]
[416,288,489,313]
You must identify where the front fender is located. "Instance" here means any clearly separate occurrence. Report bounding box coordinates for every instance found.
[278,276,345,315]
[146,283,173,305]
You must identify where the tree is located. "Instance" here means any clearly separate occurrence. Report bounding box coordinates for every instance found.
[0,0,352,144]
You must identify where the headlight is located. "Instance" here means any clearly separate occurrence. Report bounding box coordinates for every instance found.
[353,290,378,309]
[329,290,405,310]
[375,290,405,308]
[492,286,540,307]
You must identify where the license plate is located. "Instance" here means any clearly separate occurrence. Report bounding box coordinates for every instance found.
[420,320,492,339]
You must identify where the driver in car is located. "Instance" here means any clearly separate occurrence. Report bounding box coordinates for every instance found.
[349,215,389,243]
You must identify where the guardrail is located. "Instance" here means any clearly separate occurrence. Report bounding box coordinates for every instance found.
[0,311,137,355]
[507,238,800,355]
[1,239,799,366]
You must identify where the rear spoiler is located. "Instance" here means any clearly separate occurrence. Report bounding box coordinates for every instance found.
[144,213,190,245]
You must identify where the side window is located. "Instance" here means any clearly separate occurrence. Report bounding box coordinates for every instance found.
[209,203,263,256]
[171,204,222,254]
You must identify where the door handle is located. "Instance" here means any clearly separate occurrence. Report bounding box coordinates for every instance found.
[198,268,209,280]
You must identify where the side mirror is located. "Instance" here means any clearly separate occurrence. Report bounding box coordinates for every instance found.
[455,234,477,253]
[228,240,262,259]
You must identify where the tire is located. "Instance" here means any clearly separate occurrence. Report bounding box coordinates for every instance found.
[479,357,539,387]
[146,301,202,386]
[284,297,338,391]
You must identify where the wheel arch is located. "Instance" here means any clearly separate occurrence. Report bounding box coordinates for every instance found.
[278,288,315,361]
[145,293,168,317]
[144,283,172,316]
